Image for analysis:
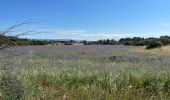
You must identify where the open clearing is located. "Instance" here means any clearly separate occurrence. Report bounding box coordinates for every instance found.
[1,45,170,99]
[131,45,170,55]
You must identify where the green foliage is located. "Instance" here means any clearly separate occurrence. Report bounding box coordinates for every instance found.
[1,46,170,99]
[164,78,170,93]
[159,36,170,46]
[86,39,118,45]
[0,35,78,46]
[146,40,163,49]
[119,37,145,46]
[0,73,24,100]
[119,36,170,49]
[2,34,170,47]
[0,35,31,46]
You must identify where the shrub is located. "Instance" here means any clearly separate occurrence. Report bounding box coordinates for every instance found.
[164,78,170,93]
[146,40,163,49]
[0,73,24,100]
[159,36,170,46]
[124,41,133,45]
[133,41,145,46]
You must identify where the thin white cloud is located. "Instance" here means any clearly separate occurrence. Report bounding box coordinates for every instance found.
[160,23,170,27]
[22,29,168,40]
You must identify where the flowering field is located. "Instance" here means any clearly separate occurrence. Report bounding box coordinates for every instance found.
[0,45,170,99]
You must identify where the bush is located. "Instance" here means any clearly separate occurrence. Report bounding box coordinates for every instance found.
[146,40,163,49]
[164,78,170,93]
[124,41,133,45]
[132,41,145,46]
[159,36,170,46]
[0,73,24,100]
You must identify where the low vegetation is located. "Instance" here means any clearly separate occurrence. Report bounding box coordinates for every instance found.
[1,45,170,99]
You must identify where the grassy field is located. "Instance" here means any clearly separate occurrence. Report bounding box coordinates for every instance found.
[1,45,170,99]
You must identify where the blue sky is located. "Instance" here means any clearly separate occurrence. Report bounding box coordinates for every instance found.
[1,0,170,40]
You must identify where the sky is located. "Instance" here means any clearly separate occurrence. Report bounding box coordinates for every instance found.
[1,0,170,40]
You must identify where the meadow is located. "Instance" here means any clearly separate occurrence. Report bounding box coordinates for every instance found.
[1,45,170,100]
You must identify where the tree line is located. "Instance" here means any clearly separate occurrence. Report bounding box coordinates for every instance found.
[119,36,170,49]
[1,35,170,49]
[82,39,118,45]
[83,36,170,49]
[0,35,79,46]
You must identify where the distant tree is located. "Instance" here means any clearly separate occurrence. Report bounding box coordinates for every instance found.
[106,39,110,44]
[82,40,88,45]
[134,40,145,46]
[146,40,163,49]
[124,41,133,45]
[145,37,159,45]
[119,37,145,46]
[159,36,170,46]
[97,39,103,44]
[95,39,118,45]
[132,37,144,41]
[119,37,132,43]
[110,39,117,45]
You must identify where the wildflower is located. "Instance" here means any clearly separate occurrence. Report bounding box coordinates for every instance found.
[128,85,132,89]
[40,80,46,87]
